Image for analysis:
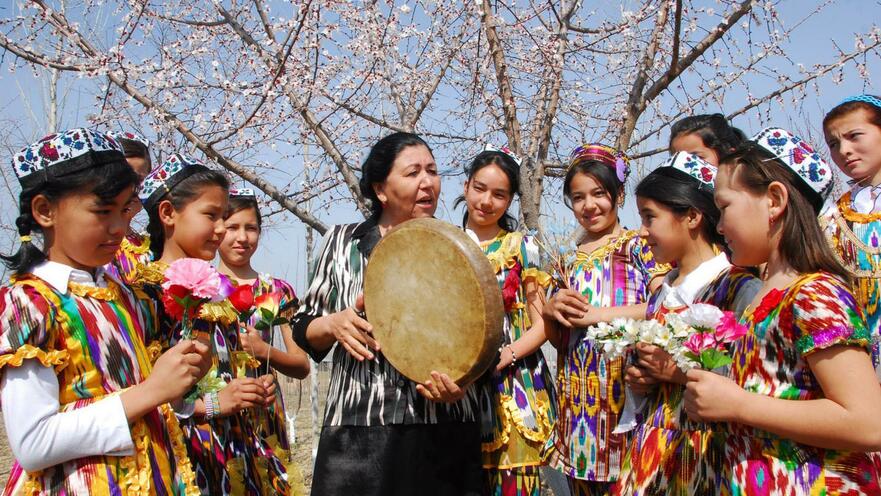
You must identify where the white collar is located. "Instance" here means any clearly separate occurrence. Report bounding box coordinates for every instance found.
[30,260,108,294]
[661,252,730,308]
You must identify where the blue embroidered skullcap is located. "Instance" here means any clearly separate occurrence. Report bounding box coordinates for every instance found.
[229,188,256,199]
[12,128,125,188]
[658,152,717,192]
[751,127,833,213]
[106,130,151,148]
[138,153,210,208]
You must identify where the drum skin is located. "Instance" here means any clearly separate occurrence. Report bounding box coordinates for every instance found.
[364,218,504,385]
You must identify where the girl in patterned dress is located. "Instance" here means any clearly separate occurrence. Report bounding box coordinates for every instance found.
[541,144,669,496]
[106,131,155,285]
[0,129,209,495]
[668,114,746,166]
[821,95,881,375]
[616,152,760,495]
[458,146,556,496]
[684,128,881,495]
[135,155,289,495]
[217,188,310,493]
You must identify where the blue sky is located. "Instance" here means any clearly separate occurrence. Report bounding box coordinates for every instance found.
[1,0,879,291]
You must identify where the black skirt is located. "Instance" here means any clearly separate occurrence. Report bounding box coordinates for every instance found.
[310,422,483,496]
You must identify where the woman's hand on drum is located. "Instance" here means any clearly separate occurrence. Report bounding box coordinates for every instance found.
[543,288,591,327]
[416,371,465,403]
[326,293,379,361]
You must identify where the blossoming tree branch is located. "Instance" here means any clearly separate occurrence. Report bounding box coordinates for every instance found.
[1,0,879,234]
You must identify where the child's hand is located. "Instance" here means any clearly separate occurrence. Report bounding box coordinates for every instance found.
[218,377,268,416]
[624,365,658,395]
[148,340,210,403]
[543,289,590,327]
[635,343,687,384]
[256,373,277,407]
[239,325,270,358]
[683,368,745,422]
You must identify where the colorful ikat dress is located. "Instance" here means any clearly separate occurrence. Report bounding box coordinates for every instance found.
[720,272,881,495]
[107,232,153,285]
[233,274,305,494]
[821,191,881,372]
[616,259,760,496]
[542,230,668,493]
[135,261,291,496]
[477,230,557,496]
[0,270,198,495]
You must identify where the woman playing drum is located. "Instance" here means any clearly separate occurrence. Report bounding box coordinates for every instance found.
[291,132,486,496]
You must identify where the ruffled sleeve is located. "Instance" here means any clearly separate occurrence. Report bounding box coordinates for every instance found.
[521,235,551,288]
[629,233,670,280]
[0,283,68,372]
[789,273,871,356]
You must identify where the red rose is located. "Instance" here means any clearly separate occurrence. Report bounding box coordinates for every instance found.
[752,288,784,323]
[229,284,255,313]
[502,261,522,312]
[162,284,194,320]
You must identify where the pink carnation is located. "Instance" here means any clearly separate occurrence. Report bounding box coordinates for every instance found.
[682,332,718,355]
[715,311,748,343]
[161,258,222,300]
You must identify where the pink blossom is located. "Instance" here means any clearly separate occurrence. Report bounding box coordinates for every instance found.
[161,258,222,300]
[715,311,749,343]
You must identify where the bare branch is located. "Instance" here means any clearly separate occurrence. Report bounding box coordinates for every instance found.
[642,0,752,104]
[28,0,329,233]
[479,0,522,153]
[727,37,881,119]
[615,0,672,150]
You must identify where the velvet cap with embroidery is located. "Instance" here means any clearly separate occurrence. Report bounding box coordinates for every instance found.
[751,127,833,213]
[139,153,211,209]
[12,128,126,188]
[660,151,717,192]
[568,143,631,183]
[229,188,256,199]
[106,130,151,148]
[482,144,523,167]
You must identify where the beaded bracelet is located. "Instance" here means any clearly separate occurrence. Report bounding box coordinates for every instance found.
[498,344,518,367]
[204,392,220,420]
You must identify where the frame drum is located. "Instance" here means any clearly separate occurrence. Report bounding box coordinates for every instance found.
[364,218,504,385]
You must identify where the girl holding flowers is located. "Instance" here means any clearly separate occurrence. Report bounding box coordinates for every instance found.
[218,188,310,492]
[541,144,669,496]
[458,146,556,496]
[135,155,290,495]
[616,152,760,495]
[684,128,881,494]
[0,129,209,495]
